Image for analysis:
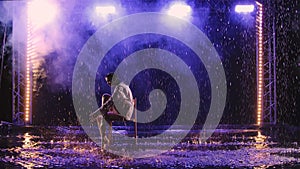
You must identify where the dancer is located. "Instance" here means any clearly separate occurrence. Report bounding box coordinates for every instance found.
[90,72,134,148]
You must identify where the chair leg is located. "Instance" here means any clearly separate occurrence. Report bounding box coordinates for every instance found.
[134,120,137,138]
[134,98,137,143]
[109,121,113,143]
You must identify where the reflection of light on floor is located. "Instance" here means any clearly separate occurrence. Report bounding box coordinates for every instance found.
[254,131,267,149]
[254,165,269,169]
[22,132,32,149]
[20,133,39,169]
[250,131,270,169]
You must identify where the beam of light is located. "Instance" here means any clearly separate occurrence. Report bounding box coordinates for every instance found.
[95,6,116,16]
[167,2,192,19]
[27,0,58,28]
[256,2,263,126]
[235,4,255,13]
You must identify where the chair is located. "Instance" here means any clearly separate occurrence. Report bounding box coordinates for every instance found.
[108,98,137,141]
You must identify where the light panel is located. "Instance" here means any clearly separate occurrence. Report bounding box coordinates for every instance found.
[235,4,255,13]
[95,6,116,16]
[167,2,192,19]
[27,0,58,28]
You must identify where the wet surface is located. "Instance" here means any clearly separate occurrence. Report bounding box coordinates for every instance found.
[0,125,300,168]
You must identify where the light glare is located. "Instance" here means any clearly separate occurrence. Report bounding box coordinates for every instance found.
[235,4,255,13]
[167,2,192,18]
[28,0,58,28]
[95,6,116,16]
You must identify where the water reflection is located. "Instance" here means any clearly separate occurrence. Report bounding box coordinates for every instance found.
[23,133,32,148]
[0,126,299,168]
[253,166,268,169]
[19,132,40,169]
[251,131,270,169]
[254,131,267,149]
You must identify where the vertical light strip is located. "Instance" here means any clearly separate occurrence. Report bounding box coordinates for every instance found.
[25,1,34,123]
[256,2,263,125]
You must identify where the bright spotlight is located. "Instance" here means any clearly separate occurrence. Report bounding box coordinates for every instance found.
[167,2,192,19]
[95,6,116,16]
[235,4,255,13]
[28,0,58,28]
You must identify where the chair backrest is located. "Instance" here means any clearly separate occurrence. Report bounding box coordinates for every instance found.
[133,98,137,122]
[133,98,138,138]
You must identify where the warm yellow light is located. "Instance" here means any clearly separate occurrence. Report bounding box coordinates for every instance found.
[257,4,263,125]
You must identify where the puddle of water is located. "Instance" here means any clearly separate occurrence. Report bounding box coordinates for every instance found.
[0,125,299,168]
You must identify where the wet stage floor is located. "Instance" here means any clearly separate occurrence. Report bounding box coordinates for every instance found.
[0,124,300,168]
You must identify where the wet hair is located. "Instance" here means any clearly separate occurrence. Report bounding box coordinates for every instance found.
[105,72,120,84]
[105,72,114,81]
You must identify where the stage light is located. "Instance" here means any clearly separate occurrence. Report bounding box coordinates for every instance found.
[27,0,58,28]
[256,1,263,126]
[95,6,116,16]
[235,4,255,13]
[167,2,192,19]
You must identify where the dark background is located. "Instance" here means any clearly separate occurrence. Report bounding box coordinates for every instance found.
[0,0,299,126]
